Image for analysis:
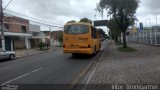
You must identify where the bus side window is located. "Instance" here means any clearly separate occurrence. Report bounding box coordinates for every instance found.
[94,28,97,38]
[91,26,97,39]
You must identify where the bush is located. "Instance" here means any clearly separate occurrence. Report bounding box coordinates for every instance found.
[57,33,63,46]
[39,42,45,50]
[118,47,137,52]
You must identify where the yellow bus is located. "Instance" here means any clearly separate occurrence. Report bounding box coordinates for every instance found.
[63,22,101,56]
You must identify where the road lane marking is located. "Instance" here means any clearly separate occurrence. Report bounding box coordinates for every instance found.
[32,68,42,73]
[1,67,42,86]
[1,72,30,86]
[0,67,9,71]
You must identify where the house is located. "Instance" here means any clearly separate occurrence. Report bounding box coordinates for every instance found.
[29,24,44,48]
[51,30,63,46]
[52,30,63,40]
[41,30,63,46]
[42,31,51,45]
[0,16,31,51]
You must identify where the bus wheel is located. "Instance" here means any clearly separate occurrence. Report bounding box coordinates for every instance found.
[97,45,101,52]
[93,47,97,55]
[97,49,100,52]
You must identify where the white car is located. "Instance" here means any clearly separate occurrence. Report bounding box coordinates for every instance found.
[0,48,16,60]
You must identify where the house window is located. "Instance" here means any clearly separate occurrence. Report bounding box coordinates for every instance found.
[4,24,9,30]
[32,32,39,36]
[21,26,27,33]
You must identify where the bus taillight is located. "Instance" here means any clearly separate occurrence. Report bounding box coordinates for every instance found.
[63,44,65,48]
[88,44,91,48]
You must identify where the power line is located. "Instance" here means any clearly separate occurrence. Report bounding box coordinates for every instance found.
[5,9,58,25]
[2,1,61,27]
[4,21,29,26]
[3,0,13,10]
[4,13,63,28]
[4,9,63,26]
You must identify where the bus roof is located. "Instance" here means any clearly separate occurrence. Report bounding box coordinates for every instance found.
[65,22,92,26]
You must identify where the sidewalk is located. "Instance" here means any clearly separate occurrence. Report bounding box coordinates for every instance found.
[84,41,160,90]
[15,46,62,58]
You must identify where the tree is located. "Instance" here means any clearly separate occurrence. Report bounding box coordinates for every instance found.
[97,28,106,38]
[107,18,121,43]
[80,18,92,24]
[57,33,63,46]
[97,0,139,48]
[67,20,76,23]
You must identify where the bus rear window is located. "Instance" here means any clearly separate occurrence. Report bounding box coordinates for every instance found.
[64,25,89,34]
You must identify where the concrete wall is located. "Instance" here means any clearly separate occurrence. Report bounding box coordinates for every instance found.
[2,16,31,50]
[4,16,30,34]
[29,24,41,32]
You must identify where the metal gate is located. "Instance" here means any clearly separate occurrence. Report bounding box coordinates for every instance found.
[5,36,12,51]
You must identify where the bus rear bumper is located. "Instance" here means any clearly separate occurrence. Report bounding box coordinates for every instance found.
[63,48,93,54]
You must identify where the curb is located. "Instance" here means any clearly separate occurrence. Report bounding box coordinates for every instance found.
[85,46,107,85]
[15,48,61,59]
[68,51,104,90]
[83,41,108,85]
[68,41,109,90]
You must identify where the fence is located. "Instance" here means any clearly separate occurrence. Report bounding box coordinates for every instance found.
[127,28,160,46]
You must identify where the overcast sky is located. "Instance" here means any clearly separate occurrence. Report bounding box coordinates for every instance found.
[3,0,160,32]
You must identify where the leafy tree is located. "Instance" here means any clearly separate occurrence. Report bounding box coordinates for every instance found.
[104,34,110,39]
[57,33,63,46]
[97,28,106,38]
[107,18,121,43]
[97,0,139,48]
[80,18,92,24]
[67,20,76,23]
[39,42,45,50]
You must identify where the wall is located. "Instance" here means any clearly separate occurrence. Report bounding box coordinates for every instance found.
[3,16,31,50]
[4,16,30,34]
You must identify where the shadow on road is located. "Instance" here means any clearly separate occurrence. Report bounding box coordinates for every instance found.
[0,59,13,63]
[69,54,95,60]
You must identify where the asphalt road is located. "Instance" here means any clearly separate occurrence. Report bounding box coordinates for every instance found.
[0,41,107,90]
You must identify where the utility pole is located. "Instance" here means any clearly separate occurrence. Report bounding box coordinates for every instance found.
[149,18,152,45]
[49,25,53,46]
[155,15,157,45]
[0,0,5,50]
[49,25,52,40]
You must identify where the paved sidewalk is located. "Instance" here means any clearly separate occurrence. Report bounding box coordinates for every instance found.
[15,46,62,58]
[84,41,160,90]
